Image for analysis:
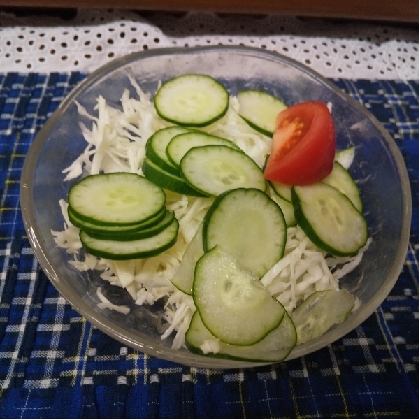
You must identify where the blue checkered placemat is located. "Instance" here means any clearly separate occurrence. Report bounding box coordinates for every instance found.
[0,73,419,419]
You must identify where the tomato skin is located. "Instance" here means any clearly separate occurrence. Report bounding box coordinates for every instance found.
[264,101,336,186]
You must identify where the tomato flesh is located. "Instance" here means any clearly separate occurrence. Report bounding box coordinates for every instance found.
[264,101,336,185]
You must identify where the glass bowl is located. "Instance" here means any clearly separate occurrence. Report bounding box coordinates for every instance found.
[20,46,411,368]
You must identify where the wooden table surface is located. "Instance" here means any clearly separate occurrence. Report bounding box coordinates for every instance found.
[0,0,418,23]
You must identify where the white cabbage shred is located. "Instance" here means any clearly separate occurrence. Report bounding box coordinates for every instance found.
[53,80,367,350]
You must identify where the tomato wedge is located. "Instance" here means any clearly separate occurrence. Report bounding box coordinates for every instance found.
[264,101,336,185]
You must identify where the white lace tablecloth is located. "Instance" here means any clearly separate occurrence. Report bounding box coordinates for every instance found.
[1,9,419,79]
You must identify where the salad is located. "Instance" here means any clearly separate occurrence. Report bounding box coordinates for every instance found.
[53,73,370,363]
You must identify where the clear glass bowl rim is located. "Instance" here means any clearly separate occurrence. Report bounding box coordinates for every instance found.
[20,45,412,369]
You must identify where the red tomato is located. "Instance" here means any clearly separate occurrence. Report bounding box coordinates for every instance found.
[264,101,336,185]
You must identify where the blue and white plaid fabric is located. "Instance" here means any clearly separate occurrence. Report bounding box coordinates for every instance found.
[0,73,418,418]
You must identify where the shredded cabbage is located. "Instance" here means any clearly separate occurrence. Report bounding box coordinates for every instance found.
[52,81,368,350]
[96,287,130,314]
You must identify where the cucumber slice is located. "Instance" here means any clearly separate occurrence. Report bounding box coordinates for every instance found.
[335,147,355,169]
[167,131,240,168]
[204,188,286,278]
[269,180,292,203]
[269,157,361,211]
[292,183,368,256]
[269,189,296,227]
[154,74,229,127]
[68,173,165,226]
[142,158,206,197]
[291,289,355,344]
[180,145,266,197]
[323,162,363,212]
[186,311,296,363]
[68,205,166,235]
[145,126,191,175]
[193,246,285,345]
[171,224,204,295]
[80,218,179,260]
[237,89,287,136]
[84,211,175,241]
